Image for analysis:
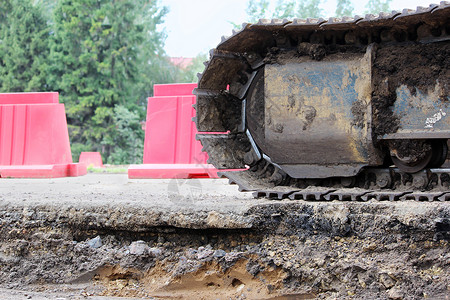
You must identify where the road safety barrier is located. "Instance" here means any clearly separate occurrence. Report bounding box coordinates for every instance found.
[79,152,103,168]
[0,92,87,178]
[128,83,219,179]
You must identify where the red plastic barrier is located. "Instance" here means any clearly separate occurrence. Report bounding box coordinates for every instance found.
[0,92,86,178]
[0,92,59,104]
[153,83,197,97]
[129,164,218,179]
[0,163,86,178]
[128,83,219,179]
[79,152,103,168]
[143,84,207,165]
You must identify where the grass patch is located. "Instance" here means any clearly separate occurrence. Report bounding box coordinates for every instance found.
[87,165,128,174]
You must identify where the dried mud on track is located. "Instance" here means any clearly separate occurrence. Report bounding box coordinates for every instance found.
[0,174,449,299]
[372,42,450,136]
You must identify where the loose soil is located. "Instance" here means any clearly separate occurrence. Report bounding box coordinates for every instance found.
[0,175,449,299]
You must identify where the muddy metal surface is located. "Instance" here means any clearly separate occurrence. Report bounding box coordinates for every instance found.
[0,174,449,299]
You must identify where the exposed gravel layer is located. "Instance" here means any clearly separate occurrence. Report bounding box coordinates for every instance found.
[0,174,449,299]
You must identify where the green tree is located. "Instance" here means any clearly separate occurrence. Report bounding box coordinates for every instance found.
[103,105,144,164]
[0,0,51,92]
[181,53,208,83]
[335,0,354,17]
[49,0,170,163]
[274,0,297,19]
[34,0,57,20]
[0,1,13,24]
[167,53,208,83]
[246,0,270,22]
[297,0,322,18]
[365,0,392,14]
[245,0,323,22]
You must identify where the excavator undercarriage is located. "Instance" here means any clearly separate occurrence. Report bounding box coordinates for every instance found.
[195,3,450,201]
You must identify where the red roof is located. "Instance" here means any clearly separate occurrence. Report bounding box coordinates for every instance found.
[169,57,193,69]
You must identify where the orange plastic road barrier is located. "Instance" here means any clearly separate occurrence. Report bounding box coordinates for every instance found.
[128,83,219,179]
[0,92,87,178]
[79,152,103,168]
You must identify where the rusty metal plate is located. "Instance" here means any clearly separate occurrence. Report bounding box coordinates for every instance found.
[258,49,379,177]
[382,84,450,140]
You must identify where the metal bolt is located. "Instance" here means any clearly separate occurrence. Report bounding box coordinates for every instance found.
[376,174,391,189]
[341,177,355,188]
[412,176,427,189]
[244,151,256,166]
[270,172,283,185]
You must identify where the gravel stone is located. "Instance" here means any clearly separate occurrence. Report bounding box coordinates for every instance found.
[129,241,149,255]
[148,247,162,258]
[213,249,226,258]
[87,236,102,249]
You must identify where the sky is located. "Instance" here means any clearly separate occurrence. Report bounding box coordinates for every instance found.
[158,0,438,58]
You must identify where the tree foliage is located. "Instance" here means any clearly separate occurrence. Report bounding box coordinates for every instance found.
[245,0,323,21]
[335,0,354,17]
[245,0,391,20]
[246,0,270,21]
[296,0,322,19]
[365,0,392,14]
[48,0,172,163]
[104,105,144,164]
[0,0,200,164]
[0,0,51,92]
[171,53,208,83]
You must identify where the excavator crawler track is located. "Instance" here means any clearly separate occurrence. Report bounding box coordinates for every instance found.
[196,2,450,200]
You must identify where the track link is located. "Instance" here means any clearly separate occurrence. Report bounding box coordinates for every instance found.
[221,168,450,201]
